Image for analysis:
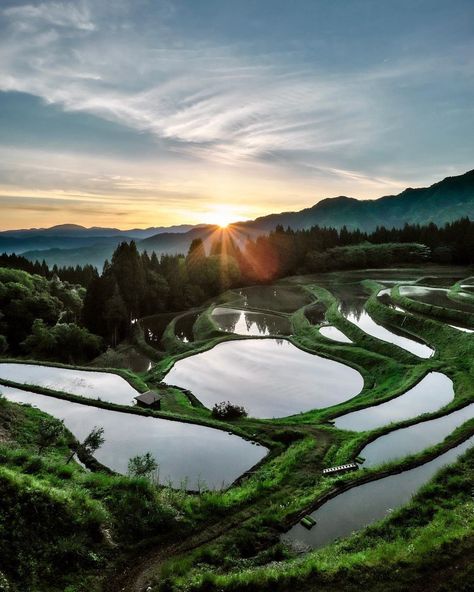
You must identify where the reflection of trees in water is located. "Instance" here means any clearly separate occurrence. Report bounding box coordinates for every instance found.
[175,314,198,341]
[253,313,287,335]
[304,303,326,325]
[216,310,241,333]
[238,286,309,312]
[142,313,175,345]
[311,280,368,321]
[214,308,289,335]
[338,298,367,321]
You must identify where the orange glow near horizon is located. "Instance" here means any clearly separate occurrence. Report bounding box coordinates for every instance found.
[203,205,240,229]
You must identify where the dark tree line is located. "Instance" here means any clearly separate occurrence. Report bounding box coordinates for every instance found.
[82,238,241,346]
[81,217,474,346]
[4,218,473,351]
[0,267,101,361]
[0,253,98,287]
[240,217,474,281]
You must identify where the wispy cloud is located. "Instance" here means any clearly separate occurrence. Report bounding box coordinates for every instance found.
[0,1,423,165]
[4,1,95,31]
[0,0,473,229]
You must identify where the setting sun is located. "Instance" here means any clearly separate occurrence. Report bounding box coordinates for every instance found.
[204,206,238,228]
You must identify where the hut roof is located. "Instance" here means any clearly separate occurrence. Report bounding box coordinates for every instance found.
[134,390,162,405]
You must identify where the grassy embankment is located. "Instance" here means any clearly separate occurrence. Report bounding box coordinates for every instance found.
[149,275,474,592]
[2,269,474,592]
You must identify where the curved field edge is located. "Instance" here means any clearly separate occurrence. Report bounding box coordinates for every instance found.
[1,267,474,592]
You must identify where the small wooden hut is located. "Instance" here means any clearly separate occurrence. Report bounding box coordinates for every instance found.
[134,390,162,410]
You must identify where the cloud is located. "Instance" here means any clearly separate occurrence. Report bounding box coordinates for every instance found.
[0,0,413,167]
[3,1,95,31]
[0,0,473,229]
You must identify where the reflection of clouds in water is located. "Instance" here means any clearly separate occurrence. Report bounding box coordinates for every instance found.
[2,387,266,490]
[0,363,138,405]
[164,339,363,418]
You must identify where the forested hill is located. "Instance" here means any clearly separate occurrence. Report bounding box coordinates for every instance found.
[237,169,474,233]
[3,169,474,268]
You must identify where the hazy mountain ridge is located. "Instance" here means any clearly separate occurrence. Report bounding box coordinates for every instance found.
[239,169,474,232]
[4,169,474,268]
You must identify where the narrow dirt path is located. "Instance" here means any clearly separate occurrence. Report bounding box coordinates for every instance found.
[105,428,332,591]
[105,507,267,592]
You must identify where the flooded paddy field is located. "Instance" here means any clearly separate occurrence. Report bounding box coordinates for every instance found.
[232,285,312,312]
[319,326,353,343]
[1,386,267,490]
[0,362,139,405]
[343,308,433,358]
[400,285,474,314]
[211,307,291,336]
[359,402,474,467]
[141,312,177,349]
[283,435,474,550]
[334,372,454,432]
[163,339,364,418]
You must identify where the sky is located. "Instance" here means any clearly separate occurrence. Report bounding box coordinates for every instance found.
[0,0,473,230]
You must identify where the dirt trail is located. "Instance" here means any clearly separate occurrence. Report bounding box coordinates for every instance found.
[105,509,263,592]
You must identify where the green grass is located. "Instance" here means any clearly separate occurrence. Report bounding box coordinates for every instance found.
[2,265,474,592]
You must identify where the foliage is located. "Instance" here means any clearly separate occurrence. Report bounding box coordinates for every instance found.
[0,252,98,287]
[0,466,106,591]
[128,452,158,478]
[37,417,65,453]
[21,319,103,363]
[211,401,248,420]
[67,426,105,464]
[0,266,99,360]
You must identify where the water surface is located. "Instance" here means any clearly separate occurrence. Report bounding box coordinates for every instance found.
[1,386,266,489]
[304,303,327,325]
[0,363,138,405]
[174,312,200,342]
[283,434,474,550]
[449,324,474,333]
[235,285,311,312]
[400,286,474,314]
[164,339,364,418]
[344,309,433,358]
[141,313,176,349]
[319,326,353,343]
[211,307,291,336]
[334,372,454,432]
[360,402,474,467]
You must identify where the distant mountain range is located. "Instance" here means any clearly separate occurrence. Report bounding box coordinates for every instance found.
[238,168,474,232]
[2,169,473,268]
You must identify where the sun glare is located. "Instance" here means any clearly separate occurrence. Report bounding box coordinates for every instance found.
[205,206,237,228]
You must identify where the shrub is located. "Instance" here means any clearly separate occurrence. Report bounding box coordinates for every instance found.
[211,401,248,420]
[128,452,158,478]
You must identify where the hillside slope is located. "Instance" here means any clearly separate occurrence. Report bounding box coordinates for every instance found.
[11,168,474,267]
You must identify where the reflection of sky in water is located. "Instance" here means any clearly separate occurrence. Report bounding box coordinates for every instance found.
[342,307,433,358]
[335,372,453,432]
[1,387,266,490]
[283,434,474,550]
[0,363,138,405]
[319,326,352,343]
[164,339,363,418]
[400,286,474,313]
[360,401,474,467]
